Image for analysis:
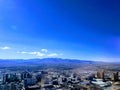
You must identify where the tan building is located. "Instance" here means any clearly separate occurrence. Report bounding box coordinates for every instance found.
[110,81,120,90]
[97,70,105,80]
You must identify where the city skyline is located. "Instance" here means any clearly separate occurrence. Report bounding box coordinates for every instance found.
[0,0,120,62]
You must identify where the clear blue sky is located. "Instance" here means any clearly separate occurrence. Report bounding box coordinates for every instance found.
[0,0,120,62]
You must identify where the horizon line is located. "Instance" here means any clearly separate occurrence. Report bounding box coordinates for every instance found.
[0,58,117,63]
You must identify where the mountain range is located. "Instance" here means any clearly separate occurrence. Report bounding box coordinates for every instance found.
[0,58,94,67]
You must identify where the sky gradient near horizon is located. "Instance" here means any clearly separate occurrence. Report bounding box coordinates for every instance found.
[0,0,120,62]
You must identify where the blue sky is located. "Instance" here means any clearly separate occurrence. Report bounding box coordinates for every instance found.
[0,0,120,62]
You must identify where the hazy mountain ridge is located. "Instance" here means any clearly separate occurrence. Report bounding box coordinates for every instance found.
[0,58,94,67]
[0,58,119,71]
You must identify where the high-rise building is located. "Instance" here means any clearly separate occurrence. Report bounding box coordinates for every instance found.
[24,78,37,88]
[96,70,105,80]
[112,72,119,81]
[21,71,32,80]
[3,73,19,83]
